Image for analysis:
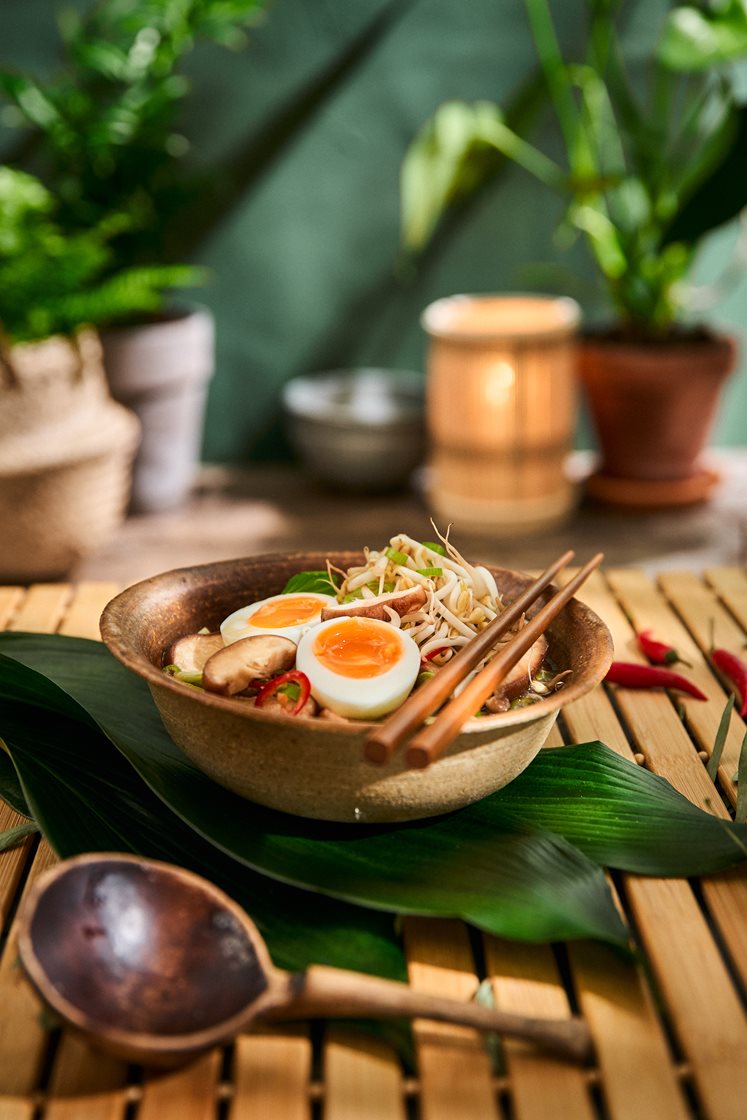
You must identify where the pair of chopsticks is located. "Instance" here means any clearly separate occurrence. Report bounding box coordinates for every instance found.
[364,550,604,770]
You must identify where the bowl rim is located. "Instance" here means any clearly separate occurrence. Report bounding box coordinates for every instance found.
[100,551,614,737]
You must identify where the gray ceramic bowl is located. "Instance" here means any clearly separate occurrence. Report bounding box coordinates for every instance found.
[282,369,425,491]
[100,552,613,823]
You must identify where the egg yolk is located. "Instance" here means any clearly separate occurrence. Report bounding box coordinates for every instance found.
[249,596,323,629]
[312,618,403,679]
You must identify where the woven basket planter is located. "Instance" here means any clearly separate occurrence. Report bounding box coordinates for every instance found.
[0,330,141,582]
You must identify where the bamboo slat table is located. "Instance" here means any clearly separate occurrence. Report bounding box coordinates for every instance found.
[1,566,746,1120]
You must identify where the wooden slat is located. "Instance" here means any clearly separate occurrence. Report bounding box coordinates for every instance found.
[57,584,120,641]
[404,918,498,1120]
[228,1029,311,1120]
[324,1027,406,1120]
[570,940,688,1120]
[704,566,747,632]
[43,1035,128,1120]
[0,801,36,930]
[6,586,72,634]
[0,1096,35,1120]
[0,841,58,1096]
[607,569,747,993]
[545,721,688,1120]
[138,1050,222,1120]
[564,568,747,1120]
[0,587,24,628]
[484,938,595,1120]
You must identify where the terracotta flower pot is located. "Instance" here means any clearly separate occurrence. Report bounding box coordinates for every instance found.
[577,331,736,503]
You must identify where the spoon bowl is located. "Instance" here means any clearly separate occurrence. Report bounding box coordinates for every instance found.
[18,853,594,1066]
[18,853,284,1064]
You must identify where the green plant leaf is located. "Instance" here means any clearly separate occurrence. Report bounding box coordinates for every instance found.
[0,700,406,983]
[663,105,747,246]
[0,634,627,947]
[659,4,747,72]
[401,99,566,252]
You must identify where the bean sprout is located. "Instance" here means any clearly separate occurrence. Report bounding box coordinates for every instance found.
[335,528,505,662]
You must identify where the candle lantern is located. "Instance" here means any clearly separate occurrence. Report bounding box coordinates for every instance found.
[421,294,580,535]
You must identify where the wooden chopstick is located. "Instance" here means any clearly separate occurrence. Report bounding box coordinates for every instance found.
[404,552,604,770]
[363,548,575,766]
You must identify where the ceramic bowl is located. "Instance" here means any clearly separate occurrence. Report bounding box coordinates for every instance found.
[100,552,613,823]
[281,370,425,492]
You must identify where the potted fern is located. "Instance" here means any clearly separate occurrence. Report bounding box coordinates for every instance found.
[0,167,187,578]
[401,0,745,506]
[1,0,265,512]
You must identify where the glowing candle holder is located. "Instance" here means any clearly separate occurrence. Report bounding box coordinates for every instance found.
[421,294,580,536]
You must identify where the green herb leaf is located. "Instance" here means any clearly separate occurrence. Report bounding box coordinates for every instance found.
[281,570,339,595]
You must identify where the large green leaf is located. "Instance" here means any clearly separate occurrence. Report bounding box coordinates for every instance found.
[0,635,627,947]
[4,632,747,876]
[491,746,747,875]
[0,701,406,983]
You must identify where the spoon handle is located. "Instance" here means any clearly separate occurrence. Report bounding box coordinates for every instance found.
[263,965,592,1063]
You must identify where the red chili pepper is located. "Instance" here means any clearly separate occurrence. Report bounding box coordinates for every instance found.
[605,662,707,700]
[711,649,747,717]
[422,646,449,664]
[255,670,311,715]
[636,629,690,667]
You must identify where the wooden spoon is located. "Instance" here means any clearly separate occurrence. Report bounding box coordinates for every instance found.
[17,853,593,1067]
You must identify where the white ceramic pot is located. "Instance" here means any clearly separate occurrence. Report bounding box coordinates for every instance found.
[100,306,215,514]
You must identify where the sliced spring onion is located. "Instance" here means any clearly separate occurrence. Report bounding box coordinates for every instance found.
[386,548,410,565]
[417,567,443,578]
[421,540,447,556]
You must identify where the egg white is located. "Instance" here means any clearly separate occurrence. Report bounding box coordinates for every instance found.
[220,592,337,646]
[295,616,421,719]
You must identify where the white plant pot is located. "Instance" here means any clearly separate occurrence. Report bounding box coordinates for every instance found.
[100,306,215,514]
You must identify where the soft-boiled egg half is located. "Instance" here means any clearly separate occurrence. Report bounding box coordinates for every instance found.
[296,615,421,719]
[220,592,337,645]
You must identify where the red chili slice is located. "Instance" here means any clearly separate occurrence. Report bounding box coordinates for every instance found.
[254,670,311,716]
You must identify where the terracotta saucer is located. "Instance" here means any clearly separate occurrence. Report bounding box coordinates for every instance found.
[584,467,720,510]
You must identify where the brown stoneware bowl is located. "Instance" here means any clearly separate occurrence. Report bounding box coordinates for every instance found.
[100,551,613,823]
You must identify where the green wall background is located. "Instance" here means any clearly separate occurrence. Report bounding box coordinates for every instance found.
[2,0,746,462]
